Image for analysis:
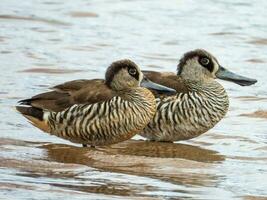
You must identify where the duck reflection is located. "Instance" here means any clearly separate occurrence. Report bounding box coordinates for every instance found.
[41,139,224,163]
[40,140,225,187]
[100,140,224,162]
[0,138,226,195]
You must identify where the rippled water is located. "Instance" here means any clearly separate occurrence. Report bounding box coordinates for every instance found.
[0,0,267,199]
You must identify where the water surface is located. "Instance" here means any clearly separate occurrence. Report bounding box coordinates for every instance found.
[0,0,267,199]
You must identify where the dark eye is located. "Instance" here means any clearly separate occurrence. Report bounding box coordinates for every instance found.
[128,68,137,75]
[200,57,210,65]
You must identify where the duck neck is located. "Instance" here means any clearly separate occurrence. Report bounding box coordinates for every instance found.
[116,88,157,126]
[184,78,224,93]
[183,78,229,119]
[116,87,156,109]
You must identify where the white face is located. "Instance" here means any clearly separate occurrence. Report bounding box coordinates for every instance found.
[178,49,257,86]
[179,55,220,82]
[110,66,142,90]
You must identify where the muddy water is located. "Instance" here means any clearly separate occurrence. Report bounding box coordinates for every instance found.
[0,0,267,199]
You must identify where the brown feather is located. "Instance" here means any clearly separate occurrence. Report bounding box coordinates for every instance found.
[142,71,189,97]
[19,71,187,112]
[21,79,114,112]
[24,115,50,132]
[52,79,93,92]
[16,106,50,132]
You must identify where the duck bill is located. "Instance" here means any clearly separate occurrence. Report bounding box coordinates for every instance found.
[141,77,176,95]
[216,66,257,86]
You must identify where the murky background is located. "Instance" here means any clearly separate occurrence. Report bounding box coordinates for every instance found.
[0,0,267,199]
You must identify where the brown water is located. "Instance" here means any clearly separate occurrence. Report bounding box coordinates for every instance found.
[0,0,267,199]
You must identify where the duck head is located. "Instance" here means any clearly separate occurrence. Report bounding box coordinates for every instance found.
[105,59,176,94]
[177,49,257,86]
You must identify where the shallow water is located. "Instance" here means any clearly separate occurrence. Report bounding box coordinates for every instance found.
[0,0,267,199]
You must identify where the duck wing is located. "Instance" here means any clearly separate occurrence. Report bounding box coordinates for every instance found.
[18,70,186,111]
[19,79,114,112]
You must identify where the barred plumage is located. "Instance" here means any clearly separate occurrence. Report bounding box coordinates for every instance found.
[140,81,229,141]
[45,90,156,146]
[16,59,175,146]
[140,49,256,142]
[17,50,256,144]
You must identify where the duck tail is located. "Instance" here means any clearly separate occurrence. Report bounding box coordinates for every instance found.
[16,106,50,132]
[18,98,33,105]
